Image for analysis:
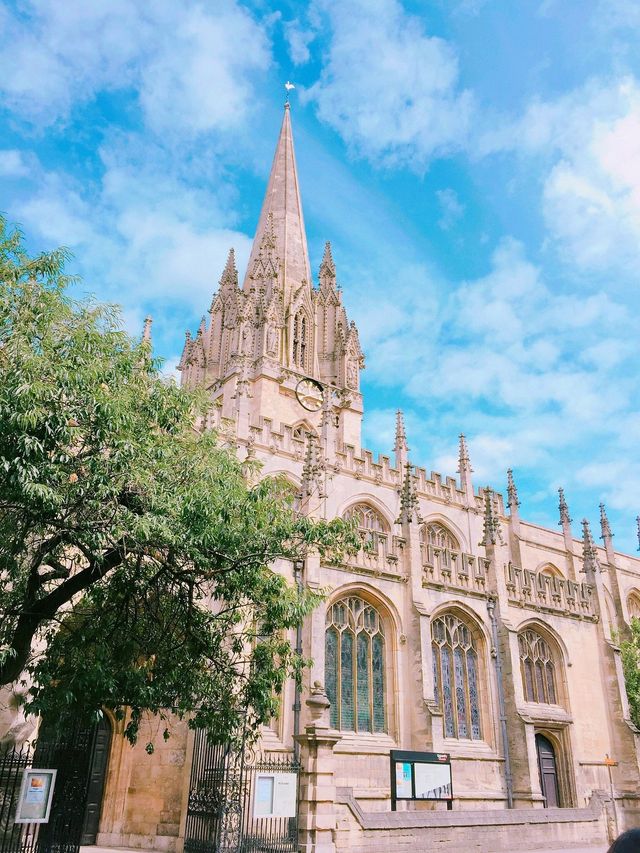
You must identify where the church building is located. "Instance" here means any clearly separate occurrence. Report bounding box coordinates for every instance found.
[84,105,640,851]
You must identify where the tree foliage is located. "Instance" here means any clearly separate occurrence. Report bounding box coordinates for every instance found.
[0,217,357,745]
[620,619,640,730]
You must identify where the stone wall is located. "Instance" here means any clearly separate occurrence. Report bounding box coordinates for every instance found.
[334,787,610,852]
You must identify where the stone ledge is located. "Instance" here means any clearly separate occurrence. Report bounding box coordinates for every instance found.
[336,787,603,830]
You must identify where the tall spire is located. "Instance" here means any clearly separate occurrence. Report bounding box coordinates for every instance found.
[457,434,474,504]
[243,105,311,301]
[220,248,238,291]
[506,469,520,513]
[481,487,503,547]
[637,516,640,552]
[142,316,152,344]
[397,463,421,525]
[558,488,571,527]
[599,503,613,541]
[319,241,336,288]
[581,518,602,576]
[393,410,409,470]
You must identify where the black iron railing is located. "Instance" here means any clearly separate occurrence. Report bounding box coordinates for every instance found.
[184,732,299,853]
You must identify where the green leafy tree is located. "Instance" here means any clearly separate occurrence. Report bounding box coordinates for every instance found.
[0,217,357,745]
[620,619,640,729]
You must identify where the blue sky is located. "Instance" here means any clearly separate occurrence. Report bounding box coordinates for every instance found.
[1,0,639,554]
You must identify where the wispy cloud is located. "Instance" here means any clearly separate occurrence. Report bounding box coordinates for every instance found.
[302,0,473,168]
[0,0,271,134]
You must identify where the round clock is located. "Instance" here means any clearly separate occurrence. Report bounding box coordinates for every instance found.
[295,377,324,412]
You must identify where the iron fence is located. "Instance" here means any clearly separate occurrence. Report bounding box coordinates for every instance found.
[185,732,299,853]
[0,728,95,853]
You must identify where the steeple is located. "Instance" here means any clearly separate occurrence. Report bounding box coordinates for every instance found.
[243,104,311,303]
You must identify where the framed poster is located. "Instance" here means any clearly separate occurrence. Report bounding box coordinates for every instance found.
[253,771,297,819]
[15,769,57,824]
[414,761,452,800]
[390,750,453,810]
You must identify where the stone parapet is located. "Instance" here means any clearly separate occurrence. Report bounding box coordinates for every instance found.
[334,787,609,852]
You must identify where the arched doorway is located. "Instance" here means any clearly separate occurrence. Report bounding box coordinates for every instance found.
[536,733,560,808]
[81,715,112,844]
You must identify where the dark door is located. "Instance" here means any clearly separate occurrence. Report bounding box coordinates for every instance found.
[536,733,560,808]
[80,716,112,845]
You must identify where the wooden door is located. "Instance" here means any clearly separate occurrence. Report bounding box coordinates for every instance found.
[536,733,560,808]
[81,716,112,844]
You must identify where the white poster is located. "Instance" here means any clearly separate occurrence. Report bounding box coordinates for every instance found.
[253,772,298,818]
[15,769,57,823]
[414,762,452,800]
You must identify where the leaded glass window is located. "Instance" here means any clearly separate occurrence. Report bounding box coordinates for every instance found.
[422,523,460,568]
[325,596,386,733]
[518,629,558,704]
[344,503,388,551]
[432,613,482,740]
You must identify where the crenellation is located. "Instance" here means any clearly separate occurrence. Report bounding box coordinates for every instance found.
[105,102,640,853]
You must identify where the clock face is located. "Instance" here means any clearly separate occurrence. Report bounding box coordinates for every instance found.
[295,377,324,412]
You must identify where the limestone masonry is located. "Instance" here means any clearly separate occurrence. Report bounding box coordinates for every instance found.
[96,105,640,852]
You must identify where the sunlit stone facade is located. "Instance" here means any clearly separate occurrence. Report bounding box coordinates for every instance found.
[96,106,640,851]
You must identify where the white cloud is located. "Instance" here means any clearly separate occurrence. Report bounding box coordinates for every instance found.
[356,236,638,511]
[303,0,473,168]
[0,0,270,134]
[284,21,315,65]
[0,150,29,178]
[482,77,640,281]
[12,146,253,316]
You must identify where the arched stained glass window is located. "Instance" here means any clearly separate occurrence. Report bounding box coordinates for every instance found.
[518,629,558,705]
[325,596,386,733]
[432,613,482,740]
[292,310,308,370]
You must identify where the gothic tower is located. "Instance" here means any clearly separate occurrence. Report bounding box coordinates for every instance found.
[178,103,364,449]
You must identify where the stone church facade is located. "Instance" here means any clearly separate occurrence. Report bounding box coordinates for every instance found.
[87,106,640,850]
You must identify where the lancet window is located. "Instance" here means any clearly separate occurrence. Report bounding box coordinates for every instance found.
[431,613,482,740]
[292,310,308,370]
[325,596,386,733]
[518,629,558,705]
[343,503,388,551]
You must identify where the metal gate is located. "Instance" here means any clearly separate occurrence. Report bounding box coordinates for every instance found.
[184,731,299,853]
[0,725,96,853]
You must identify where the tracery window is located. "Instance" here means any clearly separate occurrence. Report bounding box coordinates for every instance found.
[292,310,308,370]
[422,522,460,568]
[518,629,558,705]
[628,593,640,622]
[325,596,386,733]
[431,613,482,740]
[343,503,388,550]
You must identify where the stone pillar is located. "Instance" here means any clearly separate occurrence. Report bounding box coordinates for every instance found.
[295,684,341,853]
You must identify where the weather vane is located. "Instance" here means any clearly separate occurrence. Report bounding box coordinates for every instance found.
[284,80,295,105]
